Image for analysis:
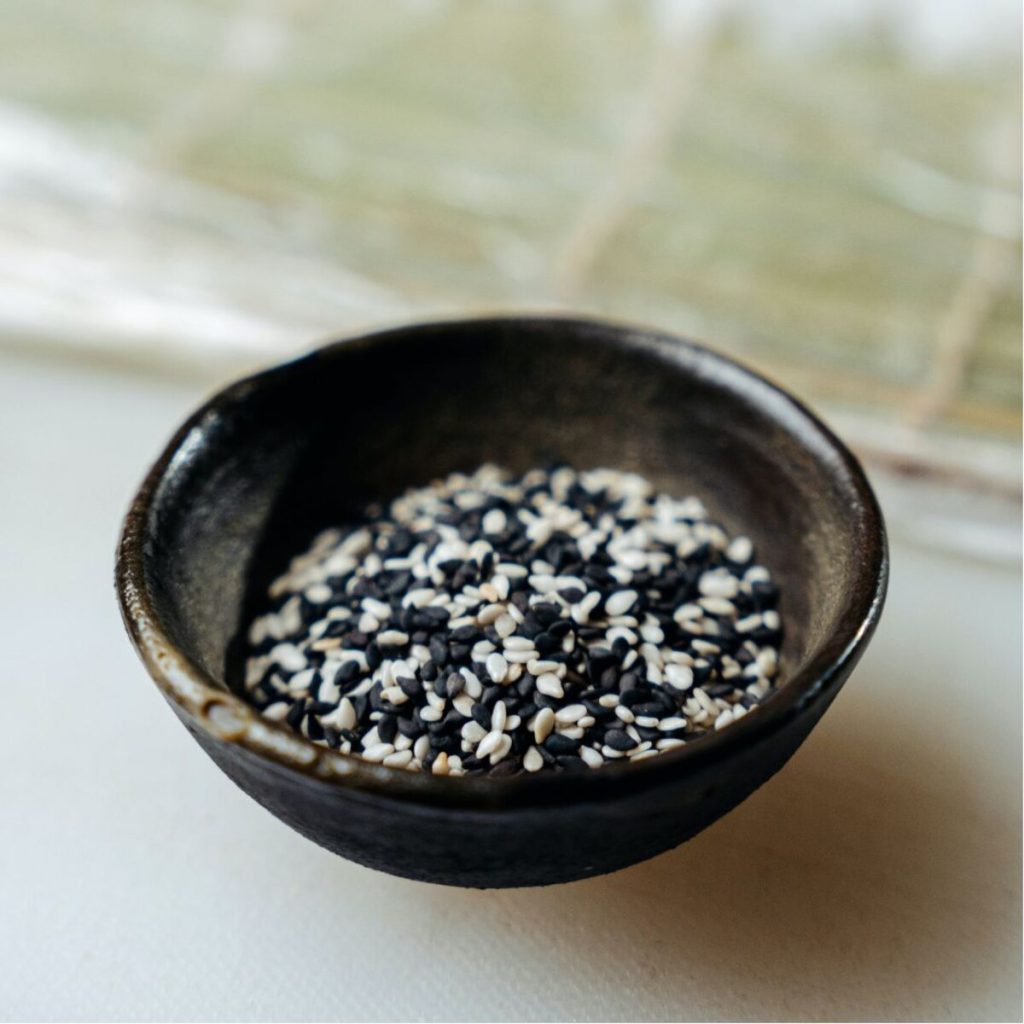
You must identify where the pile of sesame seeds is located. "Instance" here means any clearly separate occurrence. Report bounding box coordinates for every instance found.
[243,464,782,776]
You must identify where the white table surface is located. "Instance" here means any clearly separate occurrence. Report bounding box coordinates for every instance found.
[1,351,1020,1022]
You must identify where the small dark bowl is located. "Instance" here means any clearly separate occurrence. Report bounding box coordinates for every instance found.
[116,316,887,888]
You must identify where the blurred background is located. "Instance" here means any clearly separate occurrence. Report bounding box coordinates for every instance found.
[1,2,1020,1020]
[2,0,1021,555]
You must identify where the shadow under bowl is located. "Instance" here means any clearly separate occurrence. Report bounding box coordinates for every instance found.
[116,316,887,888]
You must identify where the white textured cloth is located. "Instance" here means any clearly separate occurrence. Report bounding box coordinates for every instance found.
[0,354,1019,1021]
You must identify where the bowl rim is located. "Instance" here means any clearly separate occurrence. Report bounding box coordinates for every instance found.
[116,313,888,810]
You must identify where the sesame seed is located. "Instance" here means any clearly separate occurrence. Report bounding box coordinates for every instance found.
[244,464,783,775]
[476,730,506,758]
[491,700,508,732]
[536,673,565,699]
[503,636,535,652]
[533,707,555,744]
[486,652,509,684]
[605,589,638,616]
[362,743,395,762]
[555,704,587,725]
[665,664,694,691]
[523,746,544,772]
[482,508,507,535]
[478,602,505,625]
[494,614,517,638]
[487,734,513,764]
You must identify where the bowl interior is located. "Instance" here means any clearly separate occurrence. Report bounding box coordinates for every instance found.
[142,318,877,730]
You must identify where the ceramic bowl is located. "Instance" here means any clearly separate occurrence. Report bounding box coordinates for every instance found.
[116,316,887,887]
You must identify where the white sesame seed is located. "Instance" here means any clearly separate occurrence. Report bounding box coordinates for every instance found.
[629,749,660,761]
[533,706,555,743]
[488,734,513,764]
[527,659,560,675]
[472,639,496,660]
[431,752,450,775]
[528,573,557,593]
[286,668,316,696]
[523,746,544,772]
[665,663,694,691]
[321,698,356,731]
[555,704,587,724]
[640,622,665,644]
[658,716,688,731]
[496,562,527,578]
[476,730,506,758]
[461,720,486,743]
[305,582,332,603]
[269,643,307,672]
[615,705,636,724]
[494,614,517,638]
[482,508,507,535]
[504,649,536,664]
[486,652,509,684]
[656,738,686,751]
[453,694,475,717]
[503,636,535,651]
[606,626,638,646]
[536,673,565,699]
[695,688,717,713]
[263,701,290,722]
[361,743,395,762]
[402,587,436,608]
[477,602,505,625]
[727,536,753,563]
[605,589,638,616]
[361,597,391,620]
[457,668,480,695]
[491,700,508,732]
[571,590,601,624]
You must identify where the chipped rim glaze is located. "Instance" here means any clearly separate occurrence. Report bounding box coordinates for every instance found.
[115,315,888,809]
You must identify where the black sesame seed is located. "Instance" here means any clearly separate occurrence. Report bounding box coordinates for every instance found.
[285,700,307,730]
[555,755,586,771]
[398,676,422,699]
[603,729,637,751]
[543,733,579,755]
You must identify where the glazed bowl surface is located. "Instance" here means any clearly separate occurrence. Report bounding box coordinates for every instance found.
[116,316,887,887]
